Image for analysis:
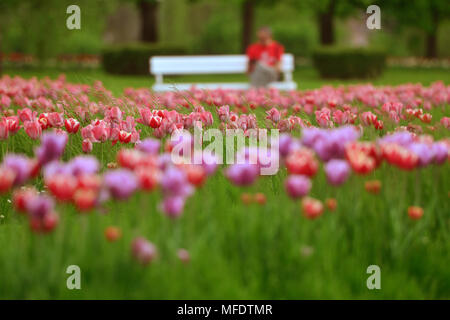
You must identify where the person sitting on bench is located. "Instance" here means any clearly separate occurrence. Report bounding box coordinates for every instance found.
[246,26,284,88]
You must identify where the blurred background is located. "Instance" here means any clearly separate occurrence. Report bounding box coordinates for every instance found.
[0,0,449,88]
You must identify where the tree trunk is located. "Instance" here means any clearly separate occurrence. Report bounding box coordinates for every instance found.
[425,32,437,58]
[318,0,336,45]
[425,9,439,59]
[139,0,158,43]
[241,0,254,53]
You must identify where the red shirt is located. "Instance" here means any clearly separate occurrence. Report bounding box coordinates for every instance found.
[246,41,284,67]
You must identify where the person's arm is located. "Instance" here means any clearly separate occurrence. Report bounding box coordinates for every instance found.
[246,45,256,75]
[274,44,284,73]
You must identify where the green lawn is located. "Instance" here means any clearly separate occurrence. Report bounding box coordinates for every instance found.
[5,66,450,95]
[0,67,449,299]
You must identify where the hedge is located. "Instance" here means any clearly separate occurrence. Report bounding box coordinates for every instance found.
[312,47,387,79]
[102,44,186,75]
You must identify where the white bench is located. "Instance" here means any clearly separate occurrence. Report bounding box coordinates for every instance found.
[149,54,297,92]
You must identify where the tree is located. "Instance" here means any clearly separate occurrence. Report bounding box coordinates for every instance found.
[379,0,449,58]
[291,0,368,46]
[138,0,159,43]
[241,0,255,52]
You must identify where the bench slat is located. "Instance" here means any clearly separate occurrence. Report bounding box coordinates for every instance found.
[152,81,297,92]
[150,54,294,75]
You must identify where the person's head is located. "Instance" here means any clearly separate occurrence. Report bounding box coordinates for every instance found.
[257,26,272,45]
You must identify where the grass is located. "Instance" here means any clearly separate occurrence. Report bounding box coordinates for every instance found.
[5,66,450,95]
[0,67,449,299]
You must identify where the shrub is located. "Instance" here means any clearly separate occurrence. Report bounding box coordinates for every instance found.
[312,47,387,79]
[102,44,187,75]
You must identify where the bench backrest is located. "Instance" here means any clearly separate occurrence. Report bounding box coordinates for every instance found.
[150,54,295,75]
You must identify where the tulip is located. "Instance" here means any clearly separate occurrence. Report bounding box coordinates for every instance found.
[131,237,157,265]
[177,249,190,264]
[13,187,37,213]
[325,198,337,211]
[285,149,318,177]
[24,120,42,139]
[254,192,266,205]
[301,197,324,219]
[160,196,185,218]
[285,175,311,199]
[136,167,160,191]
[185,165,206,187]
[3,154,34,186]
[104,226,122,242]
[82,139,93,153]
[46,174,78,202]
[241,192,253,205]
[408,206,423,220]
[103,169,138,200]
[365,180,382,194]
[325,160,350,186]
[30,211,59,233]
[65,118,80,134]
[35,131,68,165]
[225,163,259,186]
[73,188,98,212]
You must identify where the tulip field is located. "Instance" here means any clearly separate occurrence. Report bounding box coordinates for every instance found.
[0,72,449,299]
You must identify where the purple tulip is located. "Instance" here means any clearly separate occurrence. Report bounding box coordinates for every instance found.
[378,131,414,147]
[285,175,311,198]
[160,196,185,218]
[408,143,435,167]
[432,142,448,164]
[136,138,161,155]
[325,159,351,186]
[202,151,219,175]
[68,156,99,176]
[278,133,294,157]
[161,166,192,197]
[35,131,68,165]
[225,163,259,186]
[3,154,33,186]
[302,126,360,161]
[26,195,54,218]
[103,169,138,200]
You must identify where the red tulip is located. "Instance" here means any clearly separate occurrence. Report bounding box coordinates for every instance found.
[38,113,50,130]
[73,188,97,212]
[46,174,77,202]
[5,116,20,134]
[408,206,423,220]
[64,118,80,134]
[286,148,318,177]
[0,167,16,193]
[30,211,59,233]
[302,197,324,219]
[136,167,160,191]
[365,180,382,194]
[185,165,206,187]
[24,120,42,140]
[254,192,267,205]
[382,144,418,170]
[149,115,162,128]
[82,138,93,153]
[117,149,142,169]
[13,187,37,213]
[325,198,337,211]
[104,226,122,242]
[118,130,132,144]
[241,192,252,205]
